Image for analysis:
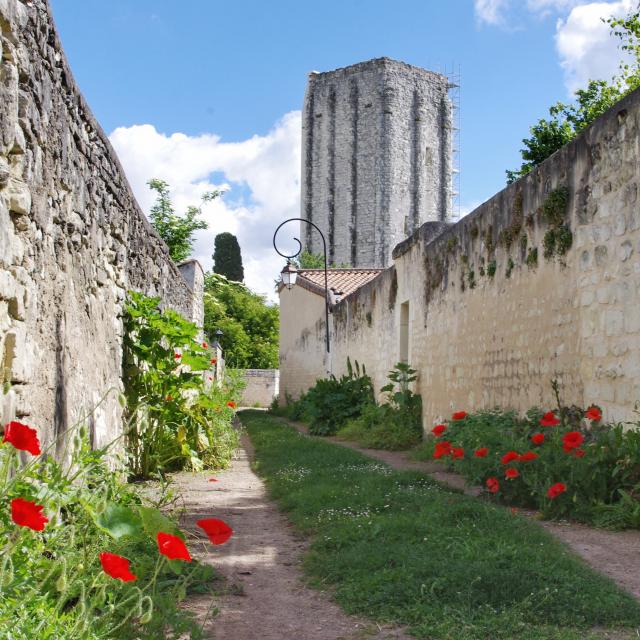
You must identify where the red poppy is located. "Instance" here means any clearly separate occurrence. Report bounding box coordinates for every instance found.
[501,451,520,465]
[431,424,446,437]
[474,447,489,458]
[11,498,48,531]
[451,447,465,460]
[3,421,41,456]
[196,518,233,545]
[202,342,209,349]
[174,353,182,360]
[227,401,237,409]
[505,467,520,479]
[208,477,218,482]
[540,411,560,427]
[547,482,567,499]
[99,552,137,582]
[211,358,217,365]
[157,532,192,562]
[531,433,545,445]
[585,406,602,422]
[519,451,539,462]
[451,411,468,421]
[433,441,452,459]
[486,477,500,493]
[562,431,584,451]
[166,395,173,402]
[573,448,585,458]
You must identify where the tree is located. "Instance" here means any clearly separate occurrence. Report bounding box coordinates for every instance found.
[506,5,640,183]
[203,273,279,369]
[147,179,221,262]
[213,233,244,282]
[294,250,351,269]
[296,250,325,268]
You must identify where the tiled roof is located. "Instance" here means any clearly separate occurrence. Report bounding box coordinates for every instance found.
[296,268,383,302]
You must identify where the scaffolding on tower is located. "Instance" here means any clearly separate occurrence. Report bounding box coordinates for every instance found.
[446,64,461,222]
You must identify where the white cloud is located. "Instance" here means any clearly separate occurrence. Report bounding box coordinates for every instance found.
[473,0,635,93]
[526,0,584,15]
[555,0,635,93]
[474,0,512,25]
[109,112,302,302]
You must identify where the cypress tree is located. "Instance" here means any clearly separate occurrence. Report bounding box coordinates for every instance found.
[213,233,244,282]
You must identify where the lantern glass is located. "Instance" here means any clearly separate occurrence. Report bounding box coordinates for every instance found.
[281,263,297,289]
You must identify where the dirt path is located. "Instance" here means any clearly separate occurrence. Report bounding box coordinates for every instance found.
[174,433,411,640]
[281,417,640,600]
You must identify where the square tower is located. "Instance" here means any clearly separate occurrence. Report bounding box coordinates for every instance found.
[301,57,452,268]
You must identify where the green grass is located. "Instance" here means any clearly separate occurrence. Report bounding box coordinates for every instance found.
[240,410,640,640]
[336,417,422,451]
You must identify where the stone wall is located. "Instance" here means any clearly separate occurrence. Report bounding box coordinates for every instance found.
[281,85,640,426]
[240,369,280,408]
[0,0,203,451]
[301,58,452,268]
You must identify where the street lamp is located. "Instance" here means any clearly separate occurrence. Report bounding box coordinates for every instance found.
[212,328,223,350]
[273,217,330,354]
[280,261,298,289]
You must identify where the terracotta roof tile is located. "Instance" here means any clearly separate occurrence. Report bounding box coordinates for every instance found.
[296,268,383,301]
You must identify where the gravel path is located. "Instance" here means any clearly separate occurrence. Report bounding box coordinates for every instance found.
[174,433,411,640]
[282,418,640,600]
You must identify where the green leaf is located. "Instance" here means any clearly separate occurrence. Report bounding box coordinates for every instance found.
[180,352,211,371]
[138,506,182,539]
[95,503,143,539]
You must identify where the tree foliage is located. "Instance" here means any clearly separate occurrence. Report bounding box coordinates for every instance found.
[203,273,279,369]
[506,6,640,183]
[294,249,351,269]
[147,179,221,262]
[213,232,245,282]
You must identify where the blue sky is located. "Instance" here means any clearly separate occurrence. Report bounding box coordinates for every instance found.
[49,0,632,297]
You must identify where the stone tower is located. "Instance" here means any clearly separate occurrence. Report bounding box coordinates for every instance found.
[301,57,452,268]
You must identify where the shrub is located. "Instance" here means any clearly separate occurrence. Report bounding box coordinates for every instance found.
[420,392,640,528]
[302,359,374,436]
[0,406,229,638]
[123,291,241,479]
[337,363,423,451]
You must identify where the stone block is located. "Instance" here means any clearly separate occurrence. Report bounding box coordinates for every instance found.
[604,308,625,336]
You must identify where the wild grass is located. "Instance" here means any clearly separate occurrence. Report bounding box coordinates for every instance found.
[241,410,640,640]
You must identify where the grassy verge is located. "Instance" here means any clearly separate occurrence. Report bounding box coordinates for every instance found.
[240,410,640,640]
[335,419,421,451]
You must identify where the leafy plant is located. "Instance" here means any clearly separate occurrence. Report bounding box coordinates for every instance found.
[203,272,279,369]
[147,179,220,262]
[123,291,240,479]
[418,388,640,528]
[337,363,423,451]
[301,359,374,436]
[0,404,221,639]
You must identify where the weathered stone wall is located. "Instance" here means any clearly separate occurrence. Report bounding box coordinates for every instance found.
[301,58,452,268]
[0,0,203,450]
[282,85,640,426]
[239,369,280,408]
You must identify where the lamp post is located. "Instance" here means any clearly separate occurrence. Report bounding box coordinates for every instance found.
[273,218,330,355]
